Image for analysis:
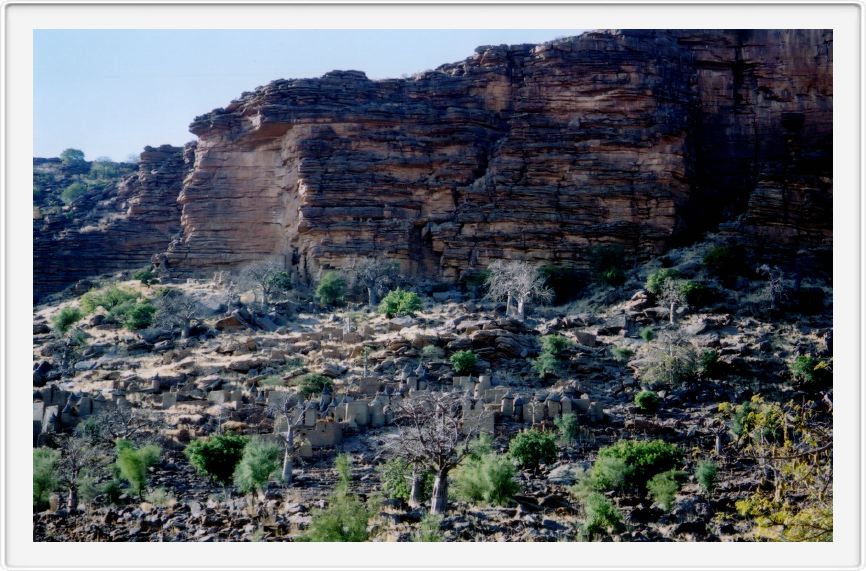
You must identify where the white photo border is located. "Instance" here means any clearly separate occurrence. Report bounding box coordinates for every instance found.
[2,2,862,570]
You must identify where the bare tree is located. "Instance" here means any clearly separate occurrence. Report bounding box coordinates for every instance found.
[391,392,487,514]
[236,259,293,309]
[485,260,553,321]
[347,256,400,307]
[153,289,207,338]
[756,264,788,312]
[659,278,688,325]
[267,393,306,486]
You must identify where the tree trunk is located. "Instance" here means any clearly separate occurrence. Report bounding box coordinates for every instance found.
[669,301,676,325]
[517,297,526,321]
[181,321,191,339]
[430,469,449,514]
[281,424,294,485]
[408,467,425,508]
[368,286,378,308]
[66,486,78,513]
[505,292,513,317]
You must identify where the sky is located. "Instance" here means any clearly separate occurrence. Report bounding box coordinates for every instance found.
[34,29,583,162]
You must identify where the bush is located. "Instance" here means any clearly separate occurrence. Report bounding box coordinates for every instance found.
[379,457,411,502]
[703,244,745,284]
[133,267,156,286]
[414,513,444,542]
[611,346,633,363]
[233,437,282,495]
[452,440,519,507]
[304,454,371,542]
[33,447,60,509]
[315,271,347,306]
[80,286,138,314]
[540,334,573,355]
[144,487,176,507]
[76,472,100,507]
[122,302,156,330]
[378,288,422,318]
[296,373,333,397]
[52,306,83,333]
[60,181,88,204]
[696,460,718,496]
[581,492,623,539]
[645,268,680,296]
[450,350,478,375]
[264,270,292,294]
[508,429,557,472]
[587,439,682,494]
[679,281,716,308]
[639,327,655,342]
[698,349,722,378]
[634,390,660,414]
[185,434,249,485]
[531,352,560,378]
[647,469,685,511]
[115,439,161,497]
[789,355,831,387]
[421,344,445,362]
[554,413,580,445]
[639,342,698,388]
[590,244,627,287]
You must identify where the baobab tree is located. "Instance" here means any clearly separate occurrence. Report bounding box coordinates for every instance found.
[485,260,553,321]
[153,289,207,338]
[236,259,293,309]
[391,391,488,514]
[659,278,688,325]
[268,394,306,486]
[347,256,400,307]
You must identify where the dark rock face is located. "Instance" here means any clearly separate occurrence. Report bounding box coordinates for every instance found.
[33,145,190,301]
[163,30,831,282]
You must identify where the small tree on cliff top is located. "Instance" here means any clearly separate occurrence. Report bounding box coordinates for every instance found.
[485,260,553,321]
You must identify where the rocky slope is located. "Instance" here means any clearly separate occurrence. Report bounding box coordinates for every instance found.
[34,145,190,301]
[163,29,832,282]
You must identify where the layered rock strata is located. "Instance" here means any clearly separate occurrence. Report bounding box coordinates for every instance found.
[34,145,189,301]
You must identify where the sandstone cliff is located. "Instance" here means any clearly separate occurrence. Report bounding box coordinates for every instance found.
[34,145,190,301]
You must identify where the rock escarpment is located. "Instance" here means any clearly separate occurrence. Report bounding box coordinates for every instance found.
[34,145,190,301]
[164,29,831,282]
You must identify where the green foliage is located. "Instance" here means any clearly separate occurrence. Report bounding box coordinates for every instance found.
[89,158,122,179]
[590,244,627,287]
[531,352,560,378]
[101,479,123,504]
[122,302,156,330]
[115,439,161,497]
[421,344,445,362]
[60,148,86,166]
[698,349,722,378]
[532,335,573,378]
[76,472,100,507]
[33,447,60,509]
[233,437,282,495]
[60,181,88,204]
[538,264,583,305]
[586,439,682,494]
[611,346,634,363]
[80,286,138,314]
[679,281,716,308]
[554,413,580,445]
[452,439,519,506]
[789,355,831,388]
[264,270,292,293]
[414,513,444,542]
[296,373,333,397]
[379,457,411,502]
[508,429,557,472]
[645,268,680,296]
[696,461,718,496]
[378,288,422,318]
[315,271,347,306]
[450,350,478,375]
[144,487,176,507]
[580,492,623,539]
[52,306,83,333]
[719,397,783,444]
[133,267,156,286]
[540,334,573,355]
[703,244,745,284]
[304,454,371,542]
[634,390,660,414]
[647,469,686,511]
[639,341,698,388]
[639,327,655,342]
[185,434,249,485]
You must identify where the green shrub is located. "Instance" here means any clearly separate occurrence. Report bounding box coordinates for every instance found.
[554,413,580,445]
[315,271,347,306]
[60,181,88,204]
[634,390,660,414]
[452,442,519,507]
[76,472,100,507]
[264,270,292,293]
[450,350,478,375]
[101,479,123,504]
[80,286,138,314]
[679,281,716,307]
[639,343,698,388]
[538,264,583,305]
[115,439,161,497]
[379,457,411,502]
[33,447,60,509]
[508,429,557,472]
[296,373,333,397]
[789,355,831,387]
[233,437,282,495]
[133,267,156,285]
[304,454,371,542]
[611,346,634,363]
[581,492,623,539]
[414,513,444,542]
[647,469,686,511]
[378,288,422,318]
[698,349,722,378]
[590,244,627,287]
[600,268,626,287]
[421,344,445,362]
[52,306,83,333]
[587,439,682,494]
[540,334,574,355]
[703,244,745,284]
[696,460,718,496]
[185,434,249,485]
[122,302,156,330]
[532,352,560,378]
[645,268,680,296]
[639,327,655,342]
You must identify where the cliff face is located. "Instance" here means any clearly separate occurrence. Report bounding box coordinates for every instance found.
[164,29,831,282]
[34,145,190,301]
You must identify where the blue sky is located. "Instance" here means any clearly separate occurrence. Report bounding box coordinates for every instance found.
[34,29,583,161]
